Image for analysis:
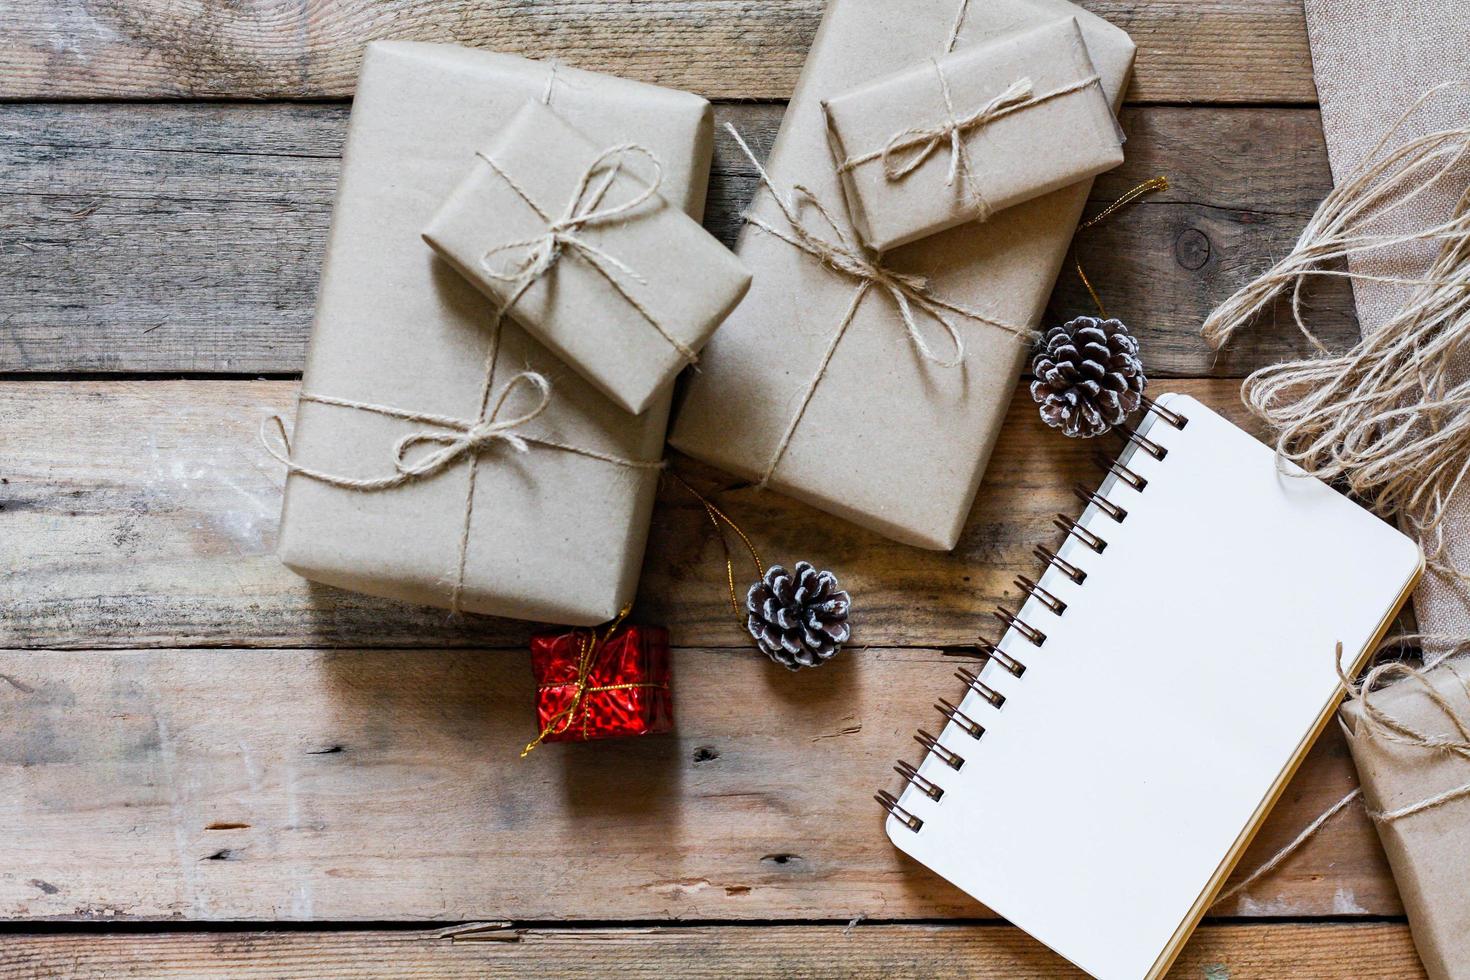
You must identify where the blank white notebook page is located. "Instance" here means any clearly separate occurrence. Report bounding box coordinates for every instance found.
[886,393,1421,980]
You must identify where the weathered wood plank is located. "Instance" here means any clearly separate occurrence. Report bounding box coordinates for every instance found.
[0,646,1397,921]
[4,0,1313,103]
[0,377,1286,651]
[0,923,1426,979]
[0,103,1355,375]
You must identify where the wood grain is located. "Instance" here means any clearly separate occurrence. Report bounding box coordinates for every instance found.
[0,923,1426,979]
[0,377,1288,652]
[0,103,1355,376]
[0,645,1395,921]
[4,0,1313,103]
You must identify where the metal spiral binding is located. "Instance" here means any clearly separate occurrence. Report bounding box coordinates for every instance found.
[875,790,923,830]
[1093,452,1148,491]
[936,697,985,738]
[1054,513,1108,553]
[1014,575,1066,615]
[894,760,944,800]
[1117,422,1167,460]
[955,667,1006,708]
[877,397,1192,832]
[994,607,1045,646]
[1073,486,1127,522]
[983,643,1026,678]
[915,729,965,769]
[1034,545,1086,584]
[1142,394,1188,429]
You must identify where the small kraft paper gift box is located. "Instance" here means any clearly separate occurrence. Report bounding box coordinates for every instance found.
[423,99,752,416]
[824,17,1124,252]
[527,618,673,750]
[272,42,713,625]
[1341,660,1470,980]
[670,0,1134,550]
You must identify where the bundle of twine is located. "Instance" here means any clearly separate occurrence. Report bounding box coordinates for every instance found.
[1203,82,1470,596]
[1202,81,1470,907]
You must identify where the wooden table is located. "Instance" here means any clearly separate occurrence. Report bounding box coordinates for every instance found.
[0,2,1426,976]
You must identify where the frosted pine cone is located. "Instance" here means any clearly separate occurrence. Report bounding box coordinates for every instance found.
[1029,315,1146,438]
[746,562,851,670]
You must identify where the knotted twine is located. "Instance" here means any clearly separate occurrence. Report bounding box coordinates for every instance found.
[834,71,1105,217]
[475,142,699,365]
[724,124,1036,487]
[264,143,673,613]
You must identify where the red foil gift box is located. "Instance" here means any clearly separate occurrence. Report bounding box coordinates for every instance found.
[528,621,673,747]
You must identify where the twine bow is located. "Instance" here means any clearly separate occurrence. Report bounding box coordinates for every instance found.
[263,328,663,613]
[390,371,551,480]
[834,62,1105,222]
[880,73,1034,210]
[475,143,698,364]
[724,123,1034,486]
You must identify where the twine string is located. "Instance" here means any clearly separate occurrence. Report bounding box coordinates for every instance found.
[670,472,765,620]
[1199,81,1470,588]
[475,143,698,364]
[944,0,970,53]
[1212,638,1470,909]
[262,321,663,614]
[724,123,1035,487]
[1071,175,1170,318]
[836,73,1105,219]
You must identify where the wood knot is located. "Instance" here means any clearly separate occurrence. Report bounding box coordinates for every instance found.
[1174,228,1211,271]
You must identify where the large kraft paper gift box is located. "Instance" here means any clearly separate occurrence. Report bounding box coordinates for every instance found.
[670,0,1134,549]
[275,42,712,625]
[1341,661,1470,980]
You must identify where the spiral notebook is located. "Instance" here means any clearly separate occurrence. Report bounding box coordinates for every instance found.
[879,393,1422,980]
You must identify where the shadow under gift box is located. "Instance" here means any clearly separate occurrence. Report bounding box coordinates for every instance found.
[669,0,1135,551]
[276,42,713,625]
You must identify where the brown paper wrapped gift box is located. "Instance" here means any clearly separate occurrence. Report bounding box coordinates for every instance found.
[423,99,751,416]
[1341,661,1470,980]
[824,17,1124,252]
[670,0,1134,550]
[275,42,712,625]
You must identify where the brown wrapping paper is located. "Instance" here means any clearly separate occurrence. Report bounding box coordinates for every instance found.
[824,17,1124,251]
[1341,661,1470,980]
[275,42,713,625]
[423,99,751,416]
[670,0,1134,550]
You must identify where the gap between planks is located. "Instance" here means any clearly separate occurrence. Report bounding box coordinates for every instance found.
[0,0,1316,103]
[0,645,1396,921]
[0,103,1355,376]
[0,923,1426,978]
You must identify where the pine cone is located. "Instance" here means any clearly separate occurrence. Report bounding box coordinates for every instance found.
[1029,315,1146,438]
[745,562,852,670]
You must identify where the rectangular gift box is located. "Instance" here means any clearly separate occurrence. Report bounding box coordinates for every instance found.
[530,621,673,744]
[1341,662,1470,980]
[824,17,1124,251]
[423,99,752,416]
[275,42,713,625]
[670,0,1135,550]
